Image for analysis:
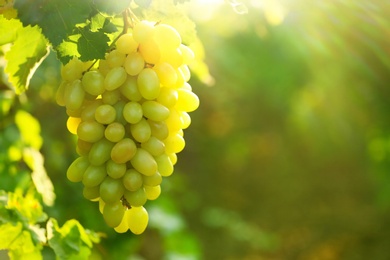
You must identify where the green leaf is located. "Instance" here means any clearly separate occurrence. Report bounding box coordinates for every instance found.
[0,16,20,45]
[0,222,23,249]
[15,0,92,48]
[77,26,110,61]
[22,148,56,207]
[47,218,99,260]
[92,0,131,16]
[56,41,79,64]
[4,23,48,94]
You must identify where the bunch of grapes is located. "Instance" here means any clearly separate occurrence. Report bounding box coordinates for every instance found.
[56,21,199,234]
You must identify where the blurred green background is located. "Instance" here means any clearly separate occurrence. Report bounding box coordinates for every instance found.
[3,0,390,259]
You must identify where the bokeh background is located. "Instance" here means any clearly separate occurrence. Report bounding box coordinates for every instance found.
[3,0,390,259]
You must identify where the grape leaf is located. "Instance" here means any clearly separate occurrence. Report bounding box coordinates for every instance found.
[4,23,48,94]
[93,0,131,16]
[14,0,92,47]
[0,16,20,45]
[56,41,79,65]
[47,218,99,260]
[77,26,110,61]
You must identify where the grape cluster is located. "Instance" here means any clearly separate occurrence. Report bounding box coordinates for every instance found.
[56,21,199,234]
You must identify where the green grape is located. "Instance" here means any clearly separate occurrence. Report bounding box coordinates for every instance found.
[124,52,145,76]
[104,66,127,91]
[179,64,191,82]
[119,76,142,102]
[123,169,143,191]
[100,176,125,203]
[106,159,127,179]
[165,108,183,132]
[114,209,129,233]
[168,152,177,165]
[123,101,143,124]
[81,70,105,96]
[102,89,121,105]
[139,39,161,65]
[130,148,157,176]
[98,59,110,76]
[83,185,100,201]
[113,100,127,125]
[153,62,177,87]
[124,188,147,207]
[95,104,116,125]
[133,20,155,44]
[61,57,84,82]
[180,111,191,129]
[103,200,125,228]
[56,81,67,106]
[105,122,125,142]
[77,120,105,143]
[144,185,161,200]
[80,100,103,121]
[157,87,178,108]
[127,206,148,235]
[142,171,162,186]
[76,139,93,156]
[106,49,126,68]
[64,79,85,111]
[164,133,185,154]
[111,138,137,164]
[137,68,160,100]
[88,138,114,166]
[130,118,151,143]
[179,44,195,64]
[154,24,181,49]
[82,165,107,187]
[116,33,139,54]
[155,153,174,177]
[160,47,183,68]
[67,156,89,182]
[148,119,169,140]
[66,117,81,135]
[142,100,170,122]
[141,136,165,156]
[176,89,199,112]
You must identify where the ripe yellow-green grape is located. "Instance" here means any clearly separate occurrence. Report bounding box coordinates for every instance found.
[95,104,116,125]
[77,121,105,143]
[83,186,100,201]
[99,176,125,203]
[82,165,107,187]
[137,68,160,100]
[140,136,165,156]
[133,20,155,44]
[116,33,138,54]
[127,206,149,235]
[82,70,105,96]
[103,200,125,228]
[155,154,174,177]
[123,101,143,124]
[130,148,157,176]
[104,66,127,91]
[88,138,114,166]
[104,122,125,143]
[111,138,137,164]
[114,209,130,233]
[142,101,170,122]
[164,133,185,154]
[67,117,81,135]
[77,139,93,156]
[64,80,85,111]
[153,62,177,87]
[144,185,161,200]
[106,159,127,179]
[119,76,142,101]
[124,52,145,76]
[142,171,162,187]
[130,118,151,143]
[123,169,143,191]
[124,188,147,207]
[106,49,126,68]
[157,87,178,108]
[61,57,84,82]
[148,119,169,140]
[67,156,89,182]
